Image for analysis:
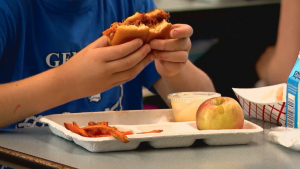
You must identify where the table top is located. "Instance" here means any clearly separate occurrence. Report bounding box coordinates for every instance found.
[1,117,300,169]
[0,1,284,169]
[154,0,280,12]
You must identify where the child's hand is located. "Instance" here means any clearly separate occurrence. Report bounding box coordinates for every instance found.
[150,24,193,77]
[60,36,153,98]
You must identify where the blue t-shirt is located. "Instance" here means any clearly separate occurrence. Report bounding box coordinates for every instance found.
[0,0,161,129]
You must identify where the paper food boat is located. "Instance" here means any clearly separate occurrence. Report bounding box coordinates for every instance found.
[40,109,262,152]
[233,83,286,126]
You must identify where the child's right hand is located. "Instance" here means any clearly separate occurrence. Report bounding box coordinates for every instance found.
[58,36,153,98]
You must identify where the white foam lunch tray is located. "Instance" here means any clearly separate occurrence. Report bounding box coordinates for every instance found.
[40,109,263,152]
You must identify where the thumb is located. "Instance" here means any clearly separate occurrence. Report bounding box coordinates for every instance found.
[89,36,109,48]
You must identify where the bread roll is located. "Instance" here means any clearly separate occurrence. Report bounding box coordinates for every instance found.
[103,8,172,46]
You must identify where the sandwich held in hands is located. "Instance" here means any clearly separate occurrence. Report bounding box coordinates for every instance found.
[103,8,172,46]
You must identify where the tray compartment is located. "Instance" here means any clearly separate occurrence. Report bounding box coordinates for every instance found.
[148,136,196,148]
[73,137,141,152]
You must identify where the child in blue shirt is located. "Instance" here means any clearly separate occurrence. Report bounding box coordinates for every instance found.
[0,1,216,168]
[0,0,215,130]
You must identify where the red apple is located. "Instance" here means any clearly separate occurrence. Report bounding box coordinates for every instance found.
[196,97,244,130]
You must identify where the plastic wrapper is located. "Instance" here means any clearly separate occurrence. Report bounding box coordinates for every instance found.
[265,126,300,151]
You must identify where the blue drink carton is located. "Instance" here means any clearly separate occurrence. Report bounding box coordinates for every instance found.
[286,53,300,128]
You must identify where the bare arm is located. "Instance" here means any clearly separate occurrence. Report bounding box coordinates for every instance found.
[150,24,215,106]
[0,66,78,128]
[264,0,300,85]
[0,37,153,128]
[153,61,215,107]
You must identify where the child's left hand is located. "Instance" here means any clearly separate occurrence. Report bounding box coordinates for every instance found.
[150,24,193,77]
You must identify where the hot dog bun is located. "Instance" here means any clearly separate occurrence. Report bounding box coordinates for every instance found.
[103,8,172,46]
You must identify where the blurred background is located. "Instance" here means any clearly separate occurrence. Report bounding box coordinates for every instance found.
[143,0,281,109]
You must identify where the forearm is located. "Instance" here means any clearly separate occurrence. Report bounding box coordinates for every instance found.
[163,61,215,92]
[266,0,300,85]
[0,65,79,128]
[154,60,215,106]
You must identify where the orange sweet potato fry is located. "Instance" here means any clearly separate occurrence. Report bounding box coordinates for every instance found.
[88,121,109,126]
[72,122,89,137]
[92,134,112,137]
[137,130,163,134]
[64,122,80,135]
[83,125,129,143]
[88,121,96,126]
[90,130,133,137]
[96,121,108,126]
[92,122,112,135]
[64,122,72,130]
[64,121,163,143]
[122,131,134,135]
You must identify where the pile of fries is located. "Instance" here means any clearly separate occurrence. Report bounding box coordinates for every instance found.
[64,121,163,143]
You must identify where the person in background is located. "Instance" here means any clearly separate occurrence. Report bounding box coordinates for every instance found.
[0,0,215,130]
[255,0,300,86]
